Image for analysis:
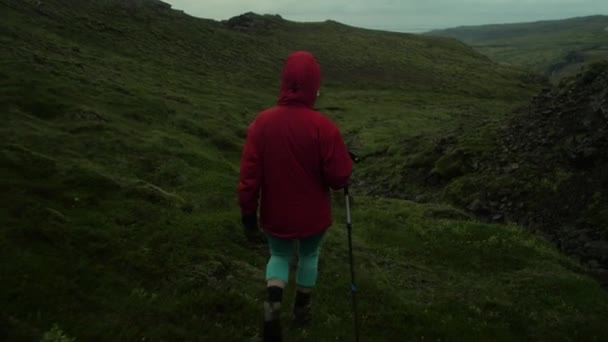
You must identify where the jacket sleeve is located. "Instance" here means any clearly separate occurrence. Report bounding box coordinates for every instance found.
[320,121,353,190]
[238,120,263,215]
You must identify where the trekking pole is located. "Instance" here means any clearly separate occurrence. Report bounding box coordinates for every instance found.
[346,151,360,342]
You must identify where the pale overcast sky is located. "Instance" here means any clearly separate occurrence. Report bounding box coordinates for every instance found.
[164,0,608,32]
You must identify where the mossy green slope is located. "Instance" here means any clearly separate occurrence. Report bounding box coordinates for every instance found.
[428,15,608,80]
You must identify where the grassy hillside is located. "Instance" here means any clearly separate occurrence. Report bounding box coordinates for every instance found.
[428,15,608,80]
[2,1,608,341]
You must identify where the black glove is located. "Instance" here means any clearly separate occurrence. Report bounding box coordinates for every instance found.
[242,214,263,243]
[242,214,258,231]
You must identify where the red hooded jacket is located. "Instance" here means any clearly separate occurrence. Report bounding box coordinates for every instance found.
[238,51,353,239]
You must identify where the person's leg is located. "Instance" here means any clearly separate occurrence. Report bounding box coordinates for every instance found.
[266,234,293,287]
[292,232,325,327]
[264,234,294,341]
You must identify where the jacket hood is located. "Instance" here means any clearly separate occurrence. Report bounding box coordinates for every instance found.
[278,51,321,108]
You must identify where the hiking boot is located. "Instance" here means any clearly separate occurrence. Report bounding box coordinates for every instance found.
[291,302,312,329]
[263,301,282,342]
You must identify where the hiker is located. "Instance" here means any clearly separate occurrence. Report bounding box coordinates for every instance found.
[238,51,353,341]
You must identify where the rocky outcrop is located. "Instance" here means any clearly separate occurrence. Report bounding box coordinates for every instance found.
[224,12,284,33]
[466,61,608,284]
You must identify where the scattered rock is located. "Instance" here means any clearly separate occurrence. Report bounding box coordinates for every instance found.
[498,188,511,196]
[150,0,171,10]
[589,260,601,269]
[415,194,429,203]
[467,199,483,212]
[506,163,520,172]
[207,276,218,287]
[69,109,107,122]
[45,208,68,224]
[492,214,504,222]
[595,269,608,286]
[127,181,188,210]
[425,172,441,186]
[584,241,608,262]
[424,206,472,221]
[224,12,284,32]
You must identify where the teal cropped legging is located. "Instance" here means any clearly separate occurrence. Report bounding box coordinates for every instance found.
[266,233,325,288]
